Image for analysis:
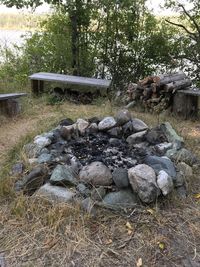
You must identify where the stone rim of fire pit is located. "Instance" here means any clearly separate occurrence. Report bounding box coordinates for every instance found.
[14,109,197,213]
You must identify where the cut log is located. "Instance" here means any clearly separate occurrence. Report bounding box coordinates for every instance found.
[138,76,154,86]
[164,79,192,92]
[153,72,187,86]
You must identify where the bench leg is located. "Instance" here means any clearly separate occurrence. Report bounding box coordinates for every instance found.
[0,99,21,117]
[31,80,44,95]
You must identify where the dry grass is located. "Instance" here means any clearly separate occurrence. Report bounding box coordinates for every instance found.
[0,97,200,266]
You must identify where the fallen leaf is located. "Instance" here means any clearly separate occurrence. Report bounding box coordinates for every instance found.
[147,208,155,215]
[158,242,165,250]
[136,257,143,267]
[194,193,200,199]
[126,221,133,230]
[127,229,133,235]
[105,239,113,245]
[43,238,59,249]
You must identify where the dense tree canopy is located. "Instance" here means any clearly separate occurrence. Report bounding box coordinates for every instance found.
[1,0,200,86]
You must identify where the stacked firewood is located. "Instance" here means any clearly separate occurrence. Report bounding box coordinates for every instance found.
[127,72,192,112]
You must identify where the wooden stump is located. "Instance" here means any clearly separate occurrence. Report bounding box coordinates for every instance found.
[0,99,21,117]
[173,92,198,119]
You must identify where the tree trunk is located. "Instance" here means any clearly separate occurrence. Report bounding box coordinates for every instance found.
[70,12,79,75]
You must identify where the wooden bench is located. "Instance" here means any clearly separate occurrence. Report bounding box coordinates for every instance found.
[173,88,200,118]
[29,72,112,95]
[0,93,27,117]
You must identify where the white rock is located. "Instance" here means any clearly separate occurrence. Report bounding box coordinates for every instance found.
[34,136,51,148]
[98,117,117,131]
[76,118,89,135]
[157,170,173,196]
[128,164,159,203]
[34,183,76,203]
[79,161,113,186]
[28,158,38,165]
[155,142,173,154]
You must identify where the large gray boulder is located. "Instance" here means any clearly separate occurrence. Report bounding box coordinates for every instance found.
[157,170,173,196]
[98,117,117,131]
[115,109,132,126]
[79,161,113,186]
[35,183,76,203]
[126,130,147,145]
[112,168,129,188]
[144,155,176,179]
[132,118,148,132]
[128,164,159,203]
[50,164,77,186]
[160,122,184,149]
[102,190,137,210]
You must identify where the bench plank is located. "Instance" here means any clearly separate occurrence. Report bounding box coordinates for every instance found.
[29,72,111,89]
[0,93,27,101]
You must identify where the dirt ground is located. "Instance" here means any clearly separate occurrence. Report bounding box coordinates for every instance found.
[0,101,200,267]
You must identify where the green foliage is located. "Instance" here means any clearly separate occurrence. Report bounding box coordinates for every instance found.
[164,0,200,83]
[0,0,188,91]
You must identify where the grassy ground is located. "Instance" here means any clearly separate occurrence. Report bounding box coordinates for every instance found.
[0,97,200,266]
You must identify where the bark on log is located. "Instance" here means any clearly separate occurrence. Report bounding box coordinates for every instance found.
[164,79,192,92]
[153,72,187,86]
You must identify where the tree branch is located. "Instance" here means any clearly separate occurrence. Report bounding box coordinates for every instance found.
[165,19,198,41]
[178,4,200,35]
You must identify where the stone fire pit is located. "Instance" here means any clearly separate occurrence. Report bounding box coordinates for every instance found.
[14,110,198,213]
